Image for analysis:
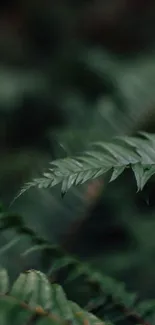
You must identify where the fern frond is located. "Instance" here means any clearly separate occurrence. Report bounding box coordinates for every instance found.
[16,132,155,199]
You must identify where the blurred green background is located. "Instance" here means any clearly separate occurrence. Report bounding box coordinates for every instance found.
[0,0,155,302]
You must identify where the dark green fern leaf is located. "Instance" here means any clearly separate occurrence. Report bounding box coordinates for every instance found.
[14,133,155,198]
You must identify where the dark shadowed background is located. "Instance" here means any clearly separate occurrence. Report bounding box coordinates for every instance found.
[0,0,155,303]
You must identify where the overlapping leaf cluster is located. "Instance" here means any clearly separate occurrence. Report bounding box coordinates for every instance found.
[0,268,107,325]
[0,211,155,325]
[17,132,155,198]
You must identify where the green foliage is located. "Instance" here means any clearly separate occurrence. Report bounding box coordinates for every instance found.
[16,132,155,199]
[0,268,107,325]
[5,132,155,324]
[0,210,155,324]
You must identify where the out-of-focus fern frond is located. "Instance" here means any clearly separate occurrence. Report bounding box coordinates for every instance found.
[16,132,155,199]
[0,211,154,325]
